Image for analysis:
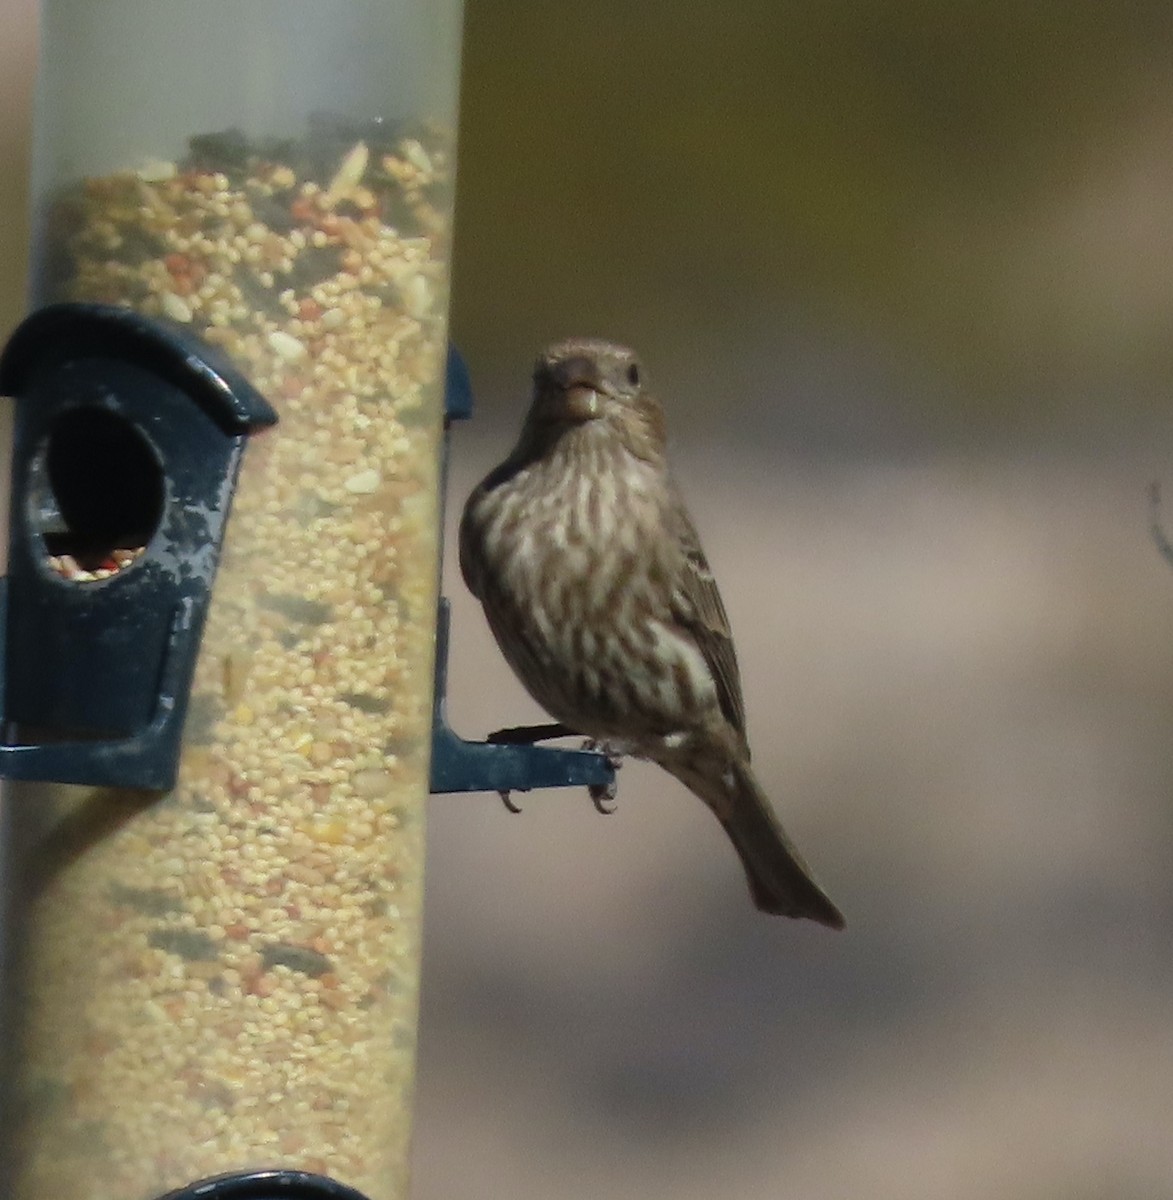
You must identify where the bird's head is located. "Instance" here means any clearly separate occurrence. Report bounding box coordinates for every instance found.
[527,338,666,462]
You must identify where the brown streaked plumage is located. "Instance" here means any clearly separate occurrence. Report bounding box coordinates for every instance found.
[459,338,844,927]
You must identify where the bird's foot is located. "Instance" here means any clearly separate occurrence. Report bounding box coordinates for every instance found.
[584,740,625,814]
[588,781,617,814]
[583,739,628,771]
[489,724,580,812]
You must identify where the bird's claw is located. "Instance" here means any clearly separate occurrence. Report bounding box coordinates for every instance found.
[588,785,617,814]
[495,739,623,814]
[584,741,624,814]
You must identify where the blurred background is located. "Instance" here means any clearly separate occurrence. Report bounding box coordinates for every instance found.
[6,1,1173,1197]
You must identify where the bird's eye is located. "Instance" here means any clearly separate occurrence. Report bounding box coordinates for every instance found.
[626,362,640,386]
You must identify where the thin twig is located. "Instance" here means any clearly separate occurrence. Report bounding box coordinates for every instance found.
[1149,482,1173,570]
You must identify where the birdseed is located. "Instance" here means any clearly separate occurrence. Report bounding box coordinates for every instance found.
[8,118,453,1200]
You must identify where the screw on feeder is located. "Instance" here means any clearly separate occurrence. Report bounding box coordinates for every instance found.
[428,346,618,804]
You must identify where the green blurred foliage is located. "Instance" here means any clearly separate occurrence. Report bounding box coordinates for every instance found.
[450,0,1173,429]
[5,2,1173,433]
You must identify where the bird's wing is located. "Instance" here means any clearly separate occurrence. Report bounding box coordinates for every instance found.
[667,496,749,742]
[459,457,530,601]
[457,494,485,599]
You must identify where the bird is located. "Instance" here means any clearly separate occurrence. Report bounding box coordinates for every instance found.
[459,338,844,928]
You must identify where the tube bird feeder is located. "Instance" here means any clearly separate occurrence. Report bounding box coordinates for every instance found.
[1,3,463,1198]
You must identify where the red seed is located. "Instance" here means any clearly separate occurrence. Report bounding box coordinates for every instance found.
[290,197,316,224]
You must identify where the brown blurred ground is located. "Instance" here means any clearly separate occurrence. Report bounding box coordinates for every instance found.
[5,2,1173,1198]
[422,446,1173,1200]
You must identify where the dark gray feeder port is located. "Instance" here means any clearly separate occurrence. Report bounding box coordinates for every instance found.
[0,302,277,790]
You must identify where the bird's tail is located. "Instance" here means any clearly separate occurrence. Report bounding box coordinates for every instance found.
[684,754,845,928]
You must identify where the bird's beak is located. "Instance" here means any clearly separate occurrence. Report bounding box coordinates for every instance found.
[560,384,601,421]
[545,355,604,422]
[550,354,601,392]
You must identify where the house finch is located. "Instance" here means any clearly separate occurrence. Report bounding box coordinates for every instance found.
[459,338,844,928]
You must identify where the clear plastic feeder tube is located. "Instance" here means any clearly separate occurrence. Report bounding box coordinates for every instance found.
[6,2,462,1198]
